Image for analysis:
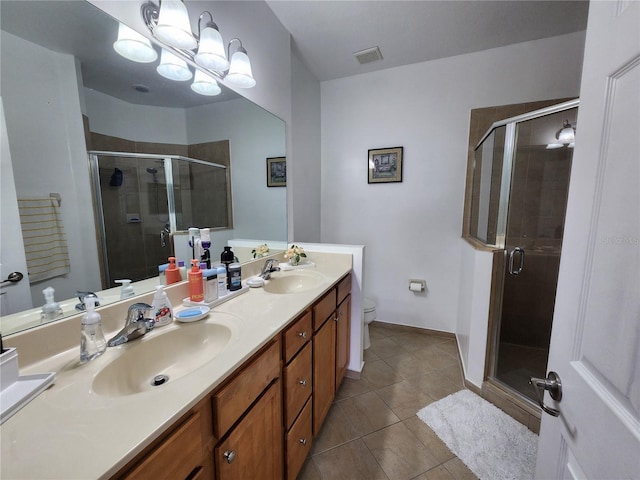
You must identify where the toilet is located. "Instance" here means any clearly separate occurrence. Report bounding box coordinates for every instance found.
[363,298,377,350]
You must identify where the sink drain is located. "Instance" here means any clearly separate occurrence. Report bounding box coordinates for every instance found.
[151,374,169,386]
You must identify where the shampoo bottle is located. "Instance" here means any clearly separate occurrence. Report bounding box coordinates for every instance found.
[217,264,228,297]
[151,285,173,327]
[165,257,182,284]
[188,259,204,302]
[80,297,106,362]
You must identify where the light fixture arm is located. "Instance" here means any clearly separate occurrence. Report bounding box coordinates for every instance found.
[227,37,247,59]
[198,11,218,36]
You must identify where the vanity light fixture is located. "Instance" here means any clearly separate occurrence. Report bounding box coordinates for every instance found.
[191,69,222,96]
[113,23,158,63]
[157,49,193,81]
[141,0,256,89]
[546,120,576,149]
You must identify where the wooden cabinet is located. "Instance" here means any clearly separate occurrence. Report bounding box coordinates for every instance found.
[312,273,352,435]
[282,310,313,480]
[215,379,283,480]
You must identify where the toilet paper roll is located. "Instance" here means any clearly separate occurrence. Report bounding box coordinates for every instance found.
[409,282,423,292]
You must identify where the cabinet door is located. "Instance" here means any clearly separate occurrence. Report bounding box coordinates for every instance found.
[215,380,283,480]
[313,317,335,435]
[335,294,351,390]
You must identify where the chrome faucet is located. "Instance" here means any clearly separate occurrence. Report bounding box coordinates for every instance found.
[75,291,99,312]
[259,259,280,280]
[107,303,154,347]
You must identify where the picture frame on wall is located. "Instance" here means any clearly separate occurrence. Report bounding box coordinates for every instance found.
[368,147,403,183]
[266,157,286,187]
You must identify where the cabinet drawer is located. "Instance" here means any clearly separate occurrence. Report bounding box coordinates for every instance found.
[122,412,202,480]
[337,273,352,305]
[283,310,312,363]
[285,399,312,480]
[313,288,336,331]
[284,342,312,429]
[213,339,281,438]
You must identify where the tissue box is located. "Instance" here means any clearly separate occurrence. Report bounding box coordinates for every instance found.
[0,348,19,391]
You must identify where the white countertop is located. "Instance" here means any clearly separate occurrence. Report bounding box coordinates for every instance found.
[1,253,352,479]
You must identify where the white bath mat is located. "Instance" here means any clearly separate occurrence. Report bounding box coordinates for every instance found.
[417,390,538,480]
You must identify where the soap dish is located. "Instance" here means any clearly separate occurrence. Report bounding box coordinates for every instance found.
[1,348,55,425]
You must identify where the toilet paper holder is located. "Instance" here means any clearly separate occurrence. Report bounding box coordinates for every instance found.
[408,279,426,292]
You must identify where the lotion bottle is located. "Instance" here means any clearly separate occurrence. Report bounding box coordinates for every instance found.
[188,259,204,302]
[80,297,106,363]
[165,257,182,285]
[151,285,173,327]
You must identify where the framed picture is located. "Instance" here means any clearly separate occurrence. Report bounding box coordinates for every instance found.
[368,147,403,183]
[266,157,286,187]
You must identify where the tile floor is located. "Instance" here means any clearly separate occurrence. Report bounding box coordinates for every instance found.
[298,322,479,480]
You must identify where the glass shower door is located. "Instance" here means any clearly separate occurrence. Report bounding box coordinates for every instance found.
[493,108,577,401]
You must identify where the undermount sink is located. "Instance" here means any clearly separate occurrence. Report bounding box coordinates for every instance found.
[263,271,324,294]
[92,321,232,396]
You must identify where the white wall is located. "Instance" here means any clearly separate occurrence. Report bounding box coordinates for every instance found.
[320,32,585,335]
[290,50,322,243]
[1,31,101,304]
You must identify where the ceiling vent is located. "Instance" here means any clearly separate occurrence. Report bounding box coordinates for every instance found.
[354,46,383,65]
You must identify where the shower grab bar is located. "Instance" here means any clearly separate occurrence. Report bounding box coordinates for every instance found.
[508,247,525,275]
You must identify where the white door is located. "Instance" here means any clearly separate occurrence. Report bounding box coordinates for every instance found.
[535,2,640,479]
[0,98,32,315]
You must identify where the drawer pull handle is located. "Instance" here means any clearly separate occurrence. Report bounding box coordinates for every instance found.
[223,450,236,464]
[334,316,339,322]
[299,438,307,446]
[297,331,307,339]
[298,379,307,386]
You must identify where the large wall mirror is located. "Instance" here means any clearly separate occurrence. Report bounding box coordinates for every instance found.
[0,0,287,336]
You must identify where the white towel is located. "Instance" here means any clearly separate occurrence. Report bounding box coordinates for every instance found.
[17,196,71,283]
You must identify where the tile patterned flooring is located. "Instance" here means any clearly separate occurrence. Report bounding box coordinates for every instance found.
[298,322,479,480]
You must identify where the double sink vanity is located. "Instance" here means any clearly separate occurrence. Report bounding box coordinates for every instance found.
[1,252,354,480]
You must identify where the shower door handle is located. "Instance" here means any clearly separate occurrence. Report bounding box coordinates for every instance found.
[508,247,525,275]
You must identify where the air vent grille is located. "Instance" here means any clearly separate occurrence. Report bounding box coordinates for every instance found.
[354,46,383,65]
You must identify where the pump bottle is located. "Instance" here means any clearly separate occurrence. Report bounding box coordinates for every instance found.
[80,297,106,362]
[188,259,204,302]
[151,285,173,327]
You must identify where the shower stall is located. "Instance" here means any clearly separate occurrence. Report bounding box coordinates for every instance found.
[469,100,578,405]
[88,151,230,287]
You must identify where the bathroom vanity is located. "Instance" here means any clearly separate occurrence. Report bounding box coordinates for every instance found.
[1,253,354,480]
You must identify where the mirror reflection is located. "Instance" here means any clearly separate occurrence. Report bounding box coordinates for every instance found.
[0,0,286,336]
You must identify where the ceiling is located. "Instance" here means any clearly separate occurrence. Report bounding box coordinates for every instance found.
[266,0,589,82]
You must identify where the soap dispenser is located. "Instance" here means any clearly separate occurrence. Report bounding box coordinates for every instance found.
[41,287,63,321]
[80,297,106,363]
[151,285,173,327]
[115,279,135,299]
[188,259,204,302]
[165,256,182,285]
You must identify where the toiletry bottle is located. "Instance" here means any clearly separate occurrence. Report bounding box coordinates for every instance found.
[228,262,242,291]
[165,256,182,284]
[178,260,187,281]
[80,296,106,363]
[151,285,173,327]
[41,286,63,321]
[203,269,218,303]
[188,259,204,302]
[158,263,169,285]
[200,228,211,269]
[221,246,235,288]
[217,264,228,297]
[115,279,135,299]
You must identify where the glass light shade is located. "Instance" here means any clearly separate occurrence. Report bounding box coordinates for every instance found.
[225,50,256,88]
[154,0,197,50]
[558,125,575,144]
[114,23,158,63]
[191,69,222,96]
[194,26,229,71]
[157,49,193,81]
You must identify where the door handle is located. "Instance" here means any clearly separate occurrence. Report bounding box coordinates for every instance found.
[508,247,525,275]
[529,371,562,417]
